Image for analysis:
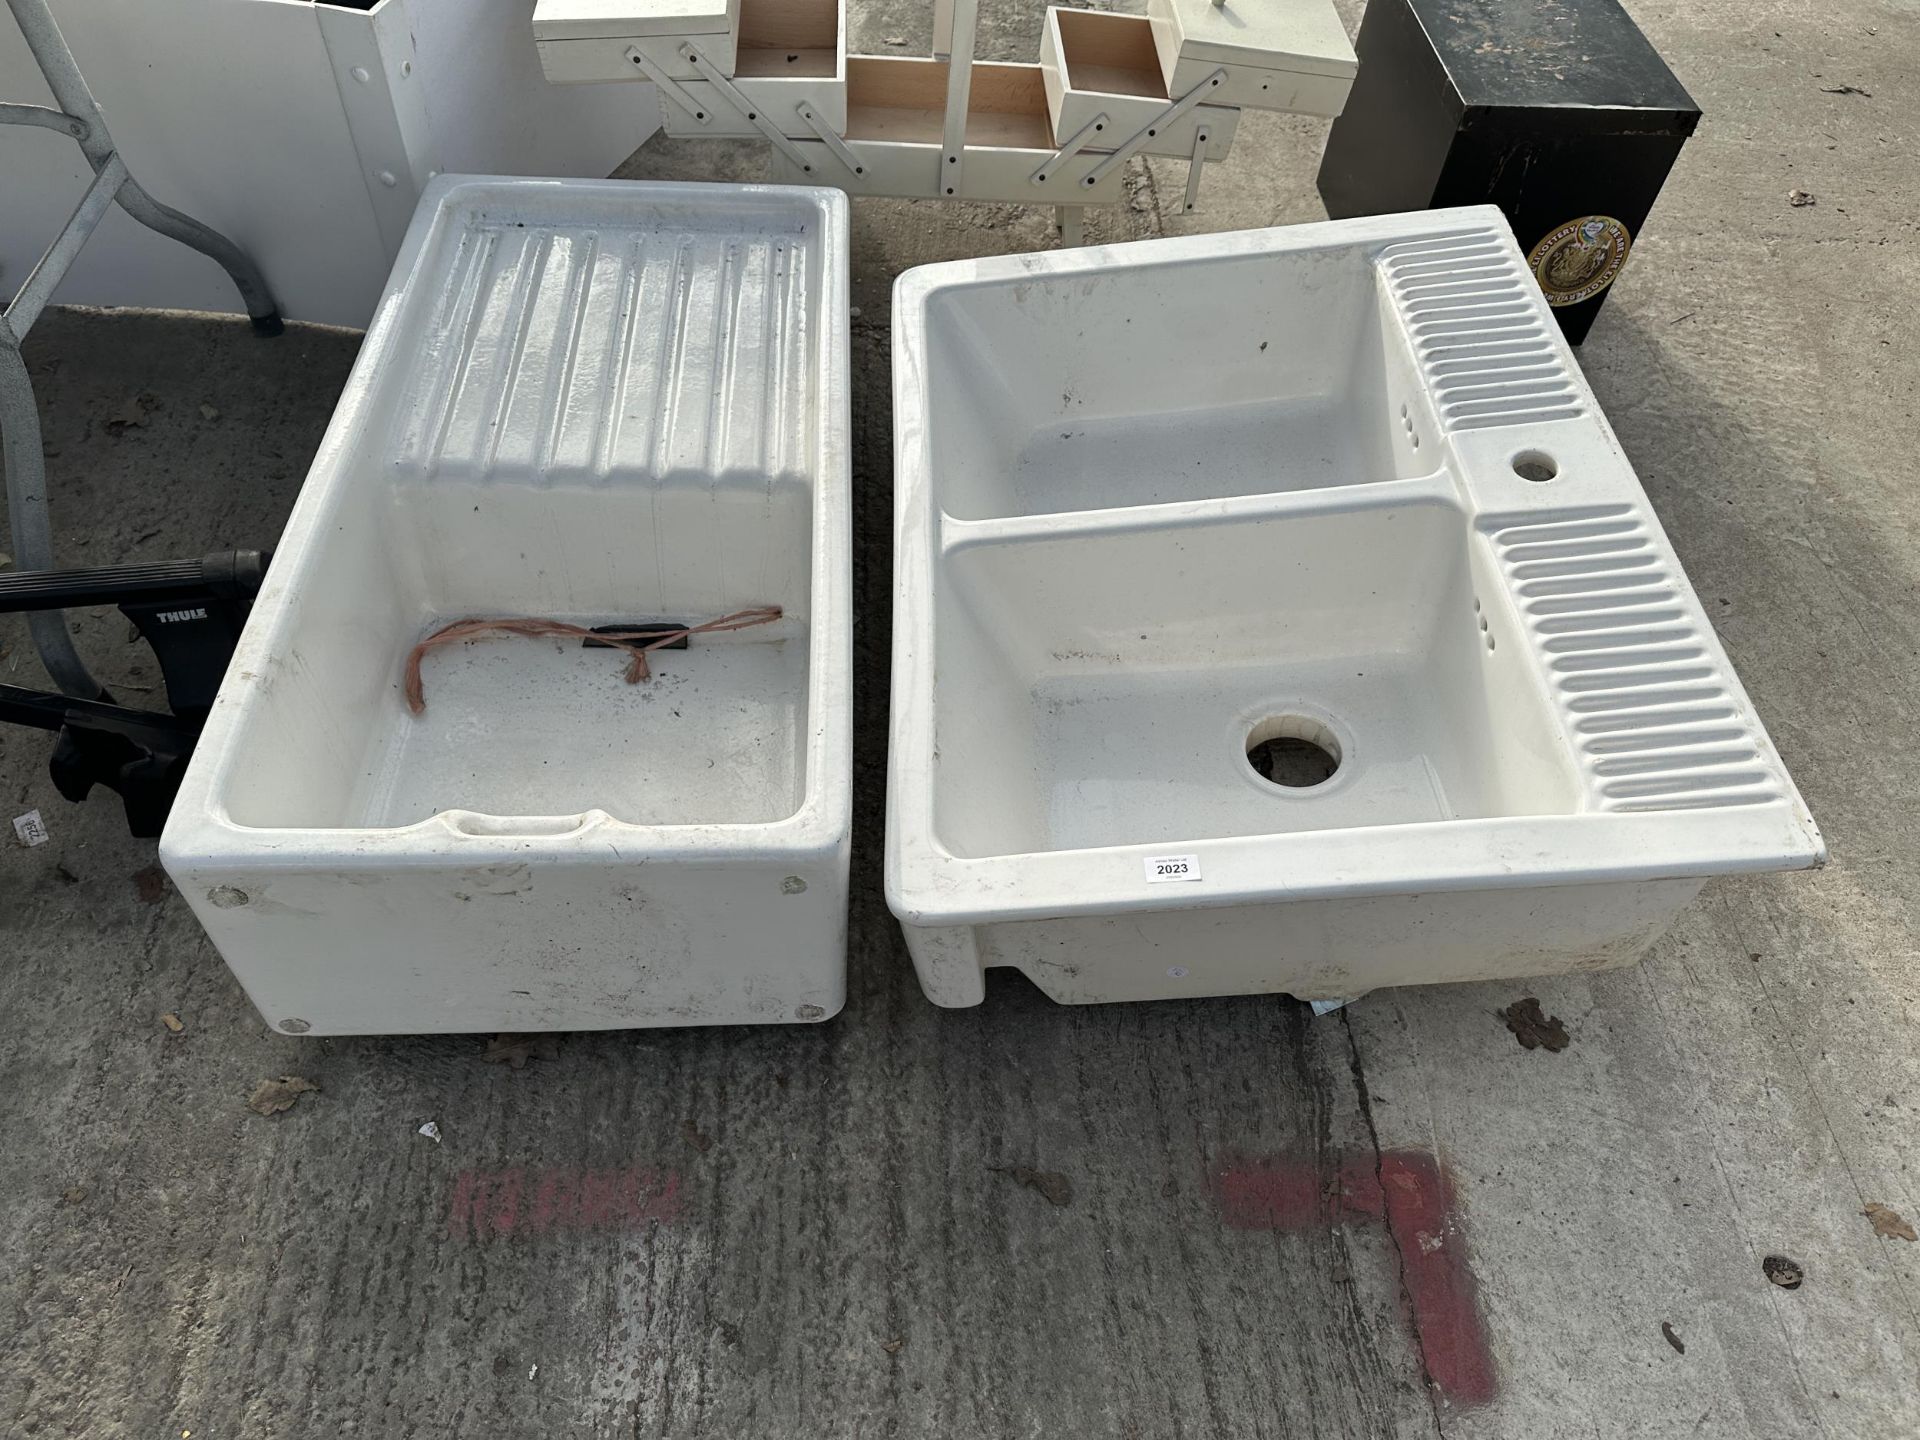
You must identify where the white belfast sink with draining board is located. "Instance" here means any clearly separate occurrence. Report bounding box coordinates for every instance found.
[163,177,852,1035]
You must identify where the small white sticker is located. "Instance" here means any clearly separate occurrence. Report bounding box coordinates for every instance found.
[1144,853,1202,883]
[13,810,49,847]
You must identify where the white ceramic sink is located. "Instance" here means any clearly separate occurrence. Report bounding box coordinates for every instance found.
[162,177,850,1034]
[887,206,1822,1007]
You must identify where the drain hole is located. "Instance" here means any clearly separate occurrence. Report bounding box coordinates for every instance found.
[1513,449,1559,482]
[1246,716,1341,789]
[1251,737,1338,786]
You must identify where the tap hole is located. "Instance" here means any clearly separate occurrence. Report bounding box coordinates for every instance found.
[1513,449,1559,482]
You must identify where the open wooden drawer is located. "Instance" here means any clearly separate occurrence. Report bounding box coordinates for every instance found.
[1040,8,1236,160]
[663,0,847,136]
[767,56,1127,204]
[842,56,1052,148]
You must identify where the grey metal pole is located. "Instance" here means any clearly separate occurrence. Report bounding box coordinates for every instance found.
[0,99,85,138]
[6,152,126,338]
[0,340,100,696]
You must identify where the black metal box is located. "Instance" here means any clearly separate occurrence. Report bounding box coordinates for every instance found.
[1317,0,1700,343]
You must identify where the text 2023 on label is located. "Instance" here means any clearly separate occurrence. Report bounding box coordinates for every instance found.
[1144,853,1202,883]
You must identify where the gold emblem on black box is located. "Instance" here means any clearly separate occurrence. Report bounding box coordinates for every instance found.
[1527,216,1633,307]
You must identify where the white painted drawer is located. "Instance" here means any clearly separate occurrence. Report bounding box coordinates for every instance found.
[1039,8,1236,160]
[661,0,846,136]
[1147,0,1355,115]
[535,0,740,80]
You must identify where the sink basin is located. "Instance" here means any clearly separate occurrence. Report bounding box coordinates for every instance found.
[162,177,851,1035]
[887,206,1822,1007]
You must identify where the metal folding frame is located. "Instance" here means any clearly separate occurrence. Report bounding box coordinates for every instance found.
[1,0,280,697]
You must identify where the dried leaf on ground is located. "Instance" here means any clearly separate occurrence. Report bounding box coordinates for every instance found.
[247,1075,318,1116]
[104,393,160,432]
[1661,1321,1685,1354]
[879,1338,905,1354]
[1863,1202,1917,1241]
[161,1013,184,1034]
[199,403,221,421]
[1787,188,1817,207]
[482,1033,559,1068]
[1499,997,1570,1052]
[991,1165,1074,1207]
[132,864,169,904]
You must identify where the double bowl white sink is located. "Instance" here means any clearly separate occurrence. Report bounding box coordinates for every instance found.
[887,207,1822,1007]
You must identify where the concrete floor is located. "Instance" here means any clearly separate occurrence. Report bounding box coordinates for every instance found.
[4,0,1918,1434]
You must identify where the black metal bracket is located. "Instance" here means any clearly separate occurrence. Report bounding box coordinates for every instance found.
[0,550,268,836]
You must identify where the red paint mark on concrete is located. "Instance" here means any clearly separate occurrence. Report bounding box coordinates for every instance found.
[448,1164,681,1240]
[1217,1151,1496,1407]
